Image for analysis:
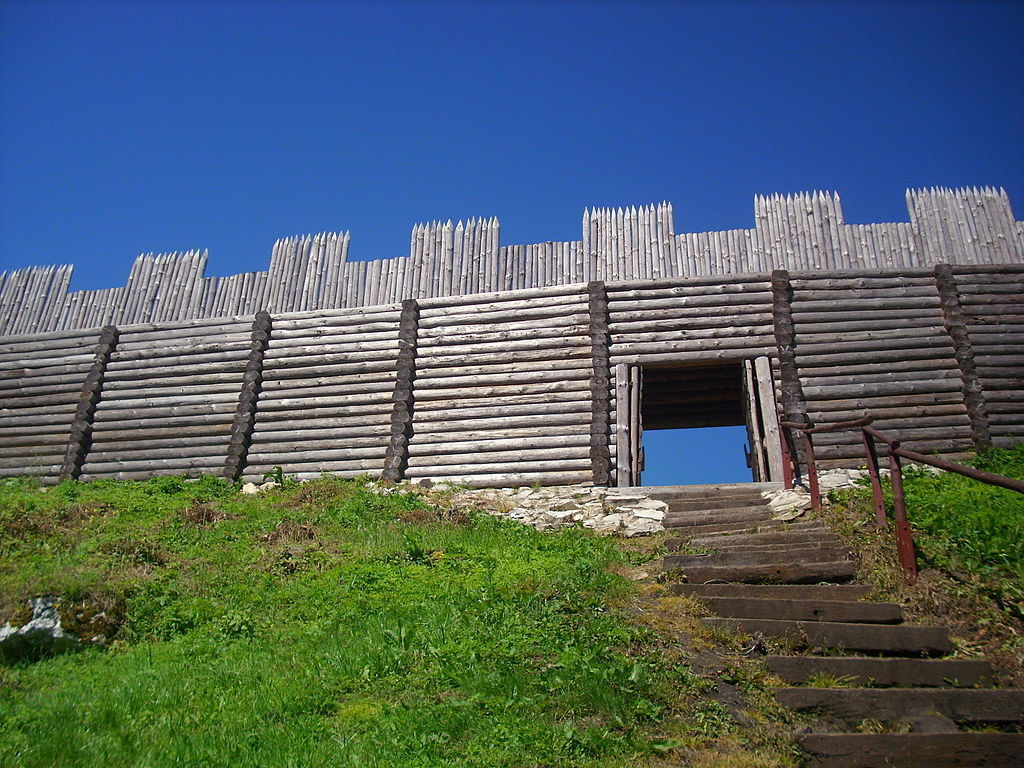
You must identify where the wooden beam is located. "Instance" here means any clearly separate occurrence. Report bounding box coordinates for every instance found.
[382,299,419,481]
[223,311,272,480]
[59,326,118,481]
[588,281,611,485]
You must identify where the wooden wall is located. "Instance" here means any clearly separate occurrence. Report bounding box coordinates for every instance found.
[2,187,1020,337]
[0,264,1021,487]
[244,305,403,481]
[404,286,594,488]
[0,327,101,477]
[78,317,255,481]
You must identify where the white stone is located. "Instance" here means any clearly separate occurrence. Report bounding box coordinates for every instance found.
[241,482,260,495]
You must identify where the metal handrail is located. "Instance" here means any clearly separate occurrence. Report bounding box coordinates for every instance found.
[779,416,1024,585]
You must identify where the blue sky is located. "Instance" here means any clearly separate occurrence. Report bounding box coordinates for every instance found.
[2,0,1021,484]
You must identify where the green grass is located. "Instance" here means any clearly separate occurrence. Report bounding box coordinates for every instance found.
[0,474,697,768]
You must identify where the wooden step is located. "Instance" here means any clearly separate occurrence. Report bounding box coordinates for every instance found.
[664,507,774,527]
[666,495,771,512]
[705,618,952,655]
[777,687,1024,722]
[797,732,1024,768]
[666,544,850,569]
[671,583,873,601]
[765,656,993,687]
[700,596,902,624]
[666,519,825,539]
[698,537,845,553]
[689,529,838,548]
[674,560,857,585]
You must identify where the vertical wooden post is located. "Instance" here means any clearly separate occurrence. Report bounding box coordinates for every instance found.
[934,263,992,452]
[224,311,272,480]
[771,269,809,473]
[888,450,918,585]
[382,299,419,482]
[742,359,766,481]
[59,325,119,481]
[629,365,642,483]
[614,363,630,487]
[754,356,785,482]
[587,281,612,486]
[861,429,887,529]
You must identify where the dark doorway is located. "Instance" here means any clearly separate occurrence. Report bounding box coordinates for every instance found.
[638,362,752,486]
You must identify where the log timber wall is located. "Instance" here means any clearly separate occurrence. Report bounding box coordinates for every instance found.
[1,188,1022,486]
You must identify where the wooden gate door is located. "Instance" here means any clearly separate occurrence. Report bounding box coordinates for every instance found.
[742,356,785,482]
[614,363,644,487]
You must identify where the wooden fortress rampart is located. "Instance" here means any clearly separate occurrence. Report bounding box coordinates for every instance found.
[0,187,1022,487]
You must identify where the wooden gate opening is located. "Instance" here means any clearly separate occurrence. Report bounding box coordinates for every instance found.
[614,358,784,486]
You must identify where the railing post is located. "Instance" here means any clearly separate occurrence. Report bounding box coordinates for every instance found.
[781,430,795,489]
[887,450,918,585]
[803,429,821,511]
[861,428,887,529]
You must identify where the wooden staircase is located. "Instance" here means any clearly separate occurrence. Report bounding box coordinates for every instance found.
[646,483,1024,768]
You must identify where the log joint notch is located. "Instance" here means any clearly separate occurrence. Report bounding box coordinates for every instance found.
[383,299,420,482]
[588,282,612,485]
[934,264,992,451]
[771,270,809,462]
[224,311,272,480]
[60,325,119,482]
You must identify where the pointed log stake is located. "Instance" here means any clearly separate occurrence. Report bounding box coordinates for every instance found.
[60,326,119,481]
[223,311,272,480]
[382,299,419,482]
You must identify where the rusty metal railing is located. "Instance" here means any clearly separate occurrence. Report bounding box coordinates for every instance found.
[779,416,1024,585]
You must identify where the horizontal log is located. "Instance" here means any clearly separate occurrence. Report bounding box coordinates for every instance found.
[89,432,232,452]
[416,345,591,370]
[89,403,236,421]
[262,348,400,367]
[795,335,953,357]
[793,316,949,336]
[802,379,962,400]
[604,281,771,301]
[262,359,396,380]
[411,412,589,435]
[802,391,966,411]
[414,380,590,403]
[243,457,386,474]
[806,405,967,424]
[100,382,244,399]
[608,293,774,313]
[794,326,944,347]
[268,325,399,343]
[400,470,594,488]
[415,358,591,381]
[409,434,590,458]
[0,430,71,447]
[412,401,590,423]
[414,367,591,390]
[793,286,940,301]
[795,347,956,366]
[949,264,1024,276]
[258,392,396,411]
[409,426,589,446]
[418,302,588,329]
[605,272,772,292]
[0,403,78,423]
[104,350,249,371]
[93,391,239,411]
[414,390,590,412]
[800,370,960,388]
[247,426,391,444]
[419,335,589,358]
[0,350,94,368]
[252,403,395,423]
[609,312,773,335]
[260,378,397,398]
[264,340,400,359]
[608,304,771,324]
[85,444,231,462]
[609,348,773,366]
[80,455,226,473]
[0,361,95,382]
[0,458,61,473]
[419,282,587,310]
[610,325,773,345]
[418,324,587,348]
[813,425,971,447]
[117,331,252,350]
[798,358,965,378]
[791,296,940,313]
[404,458,592,477]
[610,336,775,357]
[247,445,388,463]
[789,276,937,290]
